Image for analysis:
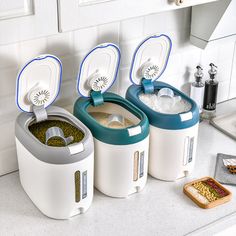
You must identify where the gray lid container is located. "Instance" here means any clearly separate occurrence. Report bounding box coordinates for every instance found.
[15,54,94,219]
[15,106,93,164]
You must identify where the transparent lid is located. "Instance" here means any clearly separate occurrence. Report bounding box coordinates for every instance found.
[77,43,120,97]
[16,54,62,112]
[130,34,172,85]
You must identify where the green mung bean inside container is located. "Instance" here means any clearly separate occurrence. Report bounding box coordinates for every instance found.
[29,119,84,147]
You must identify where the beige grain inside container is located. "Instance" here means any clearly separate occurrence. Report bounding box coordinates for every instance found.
[88,102,140,129]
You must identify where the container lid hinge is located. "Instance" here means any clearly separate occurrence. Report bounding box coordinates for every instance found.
[32,105,48,123]
[90,90,104,106]
[141,78,154,94]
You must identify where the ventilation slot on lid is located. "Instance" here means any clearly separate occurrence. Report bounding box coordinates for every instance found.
[141,60,159,81]
[87,72,109,92]
[30,89,50,106]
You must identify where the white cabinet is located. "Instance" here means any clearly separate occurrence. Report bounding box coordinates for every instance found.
[0,0,58,45]
[58,0,218,32]
[191,0,236,48]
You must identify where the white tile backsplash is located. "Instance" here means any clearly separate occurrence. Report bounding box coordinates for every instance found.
[218,37,236,62]
[0,7,236,175]
[0,121,15,154]
[119,66,132,97]
[120,39,142,66]
[217,81,231,103]
[217,60,234,82]
[18,38,47,64]
[46,32,73,57]
[60,55,77,81]
[164,53,182,77]
[120,17,144,42]
[98,22,120,44]
[143,8,190,36]
[73,26,98,53]
[0,43,19,69]
[0,95,18,123]
[178,48,202,75]
[200,45,219,70]
[54,79,77,107]
[0,67,18,97]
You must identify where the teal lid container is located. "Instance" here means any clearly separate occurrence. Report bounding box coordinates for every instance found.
[126,35,200,181]
[126,34,199,130]
[73,43,149,198]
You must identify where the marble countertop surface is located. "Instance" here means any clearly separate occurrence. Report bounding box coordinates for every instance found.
[1,99,236,236]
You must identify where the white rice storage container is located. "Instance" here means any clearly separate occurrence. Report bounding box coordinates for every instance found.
[15,55,94,219]
[126,35,199,181]
[73,43,149,198]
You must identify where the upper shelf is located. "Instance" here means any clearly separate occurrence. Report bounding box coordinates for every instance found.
[0,0,232,47]
[0,0,58,45]
[58,0,219,32]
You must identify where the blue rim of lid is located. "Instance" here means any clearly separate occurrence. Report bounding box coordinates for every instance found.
[16,54,62,113]
[129,34,172,85]
[77,43,121,98]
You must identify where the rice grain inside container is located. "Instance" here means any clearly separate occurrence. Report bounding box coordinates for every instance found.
[126,35,199,181]
[73,43,149,198]
[15,55,94,219]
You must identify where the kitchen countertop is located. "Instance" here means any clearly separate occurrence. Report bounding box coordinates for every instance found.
[1,100,236,236]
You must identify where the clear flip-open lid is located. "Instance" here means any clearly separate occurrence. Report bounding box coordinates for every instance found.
[77,43,120,97]
[16,54,62,112]
[130,34,172,85]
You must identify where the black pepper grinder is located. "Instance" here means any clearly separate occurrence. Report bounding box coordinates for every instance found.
[202,63,218,119]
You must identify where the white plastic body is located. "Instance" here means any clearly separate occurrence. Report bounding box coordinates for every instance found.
[94,136,149,198]
[190,84,204,112]
[15,138,94,219]
[148,123,199,181]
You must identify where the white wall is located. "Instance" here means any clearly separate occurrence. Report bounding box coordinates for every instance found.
[0,7,235,175]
